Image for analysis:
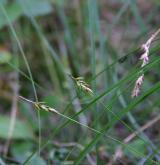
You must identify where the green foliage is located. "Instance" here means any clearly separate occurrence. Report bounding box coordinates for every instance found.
[0,2,22,29]
[16,0,52,17]
[0,115,34,139]
[124,139,147,156]
[12,143,46,165]
[0,51,11,64]
[0,0,52,29]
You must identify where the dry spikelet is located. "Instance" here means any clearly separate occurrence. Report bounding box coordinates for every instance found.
[34,102,57,113]
[131,28,160,97]
[70,75,93,95]
[19,96,57,113]
[131,74,144,98]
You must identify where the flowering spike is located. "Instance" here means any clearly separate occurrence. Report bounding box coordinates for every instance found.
[131,28,160,97]
[71,75,93,95]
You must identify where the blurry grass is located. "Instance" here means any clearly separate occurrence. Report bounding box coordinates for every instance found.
[0,2,42,155]
[128,0,146,32]
[0,3,38,101]
[1,0,160,164]
[1,18,160,162]
[2,23,160,162]
[22,53,160,164]
[87,0,99,161]
[73,81,160,164]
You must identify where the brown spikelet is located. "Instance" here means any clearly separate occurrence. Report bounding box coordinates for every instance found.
[70,75,93,95]
[19,96,57,113]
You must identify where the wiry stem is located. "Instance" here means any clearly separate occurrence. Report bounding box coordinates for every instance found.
[19,95,36,104]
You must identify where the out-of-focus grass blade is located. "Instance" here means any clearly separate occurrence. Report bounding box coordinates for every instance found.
[73,81,160,164]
